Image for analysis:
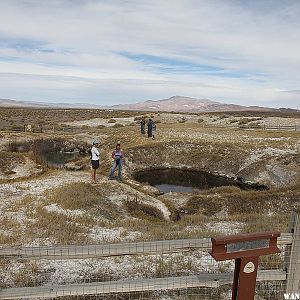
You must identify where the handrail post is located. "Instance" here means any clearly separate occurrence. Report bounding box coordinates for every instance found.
[285,210,300,294]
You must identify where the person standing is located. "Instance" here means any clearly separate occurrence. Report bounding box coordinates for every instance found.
[140,117,146,135]
[147,118,153,138]
[109,143,125,181]
[152,121,156,140]
[91,140,100,183]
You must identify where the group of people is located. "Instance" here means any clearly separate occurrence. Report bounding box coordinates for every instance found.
[140,117,156,139]
[91,141,125,183]
[90,117,157,183]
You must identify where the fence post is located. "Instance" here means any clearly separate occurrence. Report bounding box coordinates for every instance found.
[285,210,300,294]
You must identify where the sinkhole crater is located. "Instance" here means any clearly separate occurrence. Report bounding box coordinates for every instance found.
[133,168,268,193]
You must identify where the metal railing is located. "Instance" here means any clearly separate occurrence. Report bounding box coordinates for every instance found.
[0,212,299,300]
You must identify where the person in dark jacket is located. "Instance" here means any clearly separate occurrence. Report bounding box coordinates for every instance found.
[147,118,153,138]
[140,117,146,135]
[152,121,156,140]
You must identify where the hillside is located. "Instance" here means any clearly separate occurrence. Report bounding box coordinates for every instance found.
[1,96,298,113]
[110,96,278,112]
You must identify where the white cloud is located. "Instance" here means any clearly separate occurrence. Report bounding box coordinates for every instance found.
[0,0,299,108]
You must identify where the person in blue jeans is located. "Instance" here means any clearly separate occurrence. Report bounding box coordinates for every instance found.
[109,143,125,181]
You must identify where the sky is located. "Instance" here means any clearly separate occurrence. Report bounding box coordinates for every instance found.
[0,0,299,108]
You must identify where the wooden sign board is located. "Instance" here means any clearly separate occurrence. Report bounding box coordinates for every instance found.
[209,231,281,261]
[209,231,281,300]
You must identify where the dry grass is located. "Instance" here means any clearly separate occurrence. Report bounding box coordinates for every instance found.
[184,184,300,216]
[46,182,122,220]
[1,185,121,245]
[49,182,103,208]
[259,253,283,270]
[237,117,263,125]
[124,198,165,221]
[0,107,142,131]
[0,151,25,174]
[233,213,289,233]
[11,261,41,288]
[8,194,34,211]
[22,182,134,244]
[0,231,19,245]
[117,211,218,241]
[159,197,181,221]
[26,206,90,244]
[200,110,300,119]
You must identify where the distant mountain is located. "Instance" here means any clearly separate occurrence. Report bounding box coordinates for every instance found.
[0,98,51,108]
[0,98,100,109]
[109,96,278,112]
[1,96,298,113]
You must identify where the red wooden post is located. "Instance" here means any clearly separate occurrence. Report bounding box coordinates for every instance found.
[209,231,281,300]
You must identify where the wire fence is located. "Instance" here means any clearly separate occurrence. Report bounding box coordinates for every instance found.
[201,124,300,131]
[1,122,300,134]
[0,212,299,299]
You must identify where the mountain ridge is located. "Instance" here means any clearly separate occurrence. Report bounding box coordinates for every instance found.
[108,96,276,112]
[0,96,298,113]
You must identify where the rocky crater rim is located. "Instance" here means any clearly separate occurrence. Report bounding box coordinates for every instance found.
[132,167,269,192]
[126,140,300,188]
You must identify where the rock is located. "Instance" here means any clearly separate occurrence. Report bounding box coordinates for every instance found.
[64,162,83,171]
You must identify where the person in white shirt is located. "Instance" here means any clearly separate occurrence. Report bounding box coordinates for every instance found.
[91,140,100,183]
